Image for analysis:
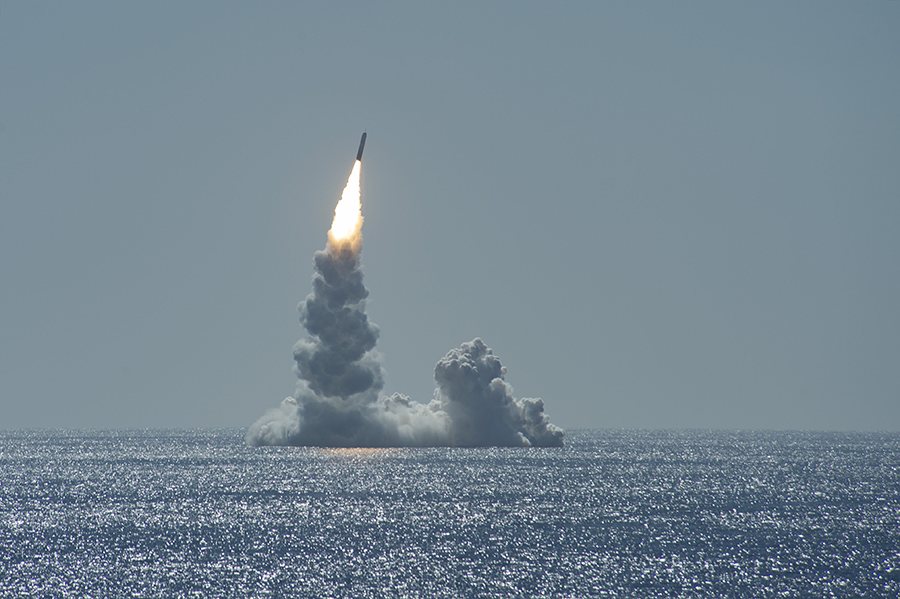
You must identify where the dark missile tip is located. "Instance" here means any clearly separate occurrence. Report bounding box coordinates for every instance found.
[356,131,367,161]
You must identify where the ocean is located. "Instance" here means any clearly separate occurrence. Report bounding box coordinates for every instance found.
[1,429,898,598]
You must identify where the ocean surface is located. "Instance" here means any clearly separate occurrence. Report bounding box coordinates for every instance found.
[1,429,898,598]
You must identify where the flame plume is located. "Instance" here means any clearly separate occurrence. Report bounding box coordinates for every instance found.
[327,160,363,252]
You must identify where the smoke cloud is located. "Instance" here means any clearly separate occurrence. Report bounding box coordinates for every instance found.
[246,154,563,448]
[434,338,564,447]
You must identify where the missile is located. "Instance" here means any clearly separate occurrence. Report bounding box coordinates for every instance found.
[356,131,367,161]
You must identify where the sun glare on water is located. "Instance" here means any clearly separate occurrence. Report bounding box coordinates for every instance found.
[328,159,363,244]
[315,447,399,460]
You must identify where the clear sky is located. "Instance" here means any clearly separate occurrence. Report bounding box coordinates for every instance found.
[2,2,898,431]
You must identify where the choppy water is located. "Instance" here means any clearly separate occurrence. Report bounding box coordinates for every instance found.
[1,429,898,598]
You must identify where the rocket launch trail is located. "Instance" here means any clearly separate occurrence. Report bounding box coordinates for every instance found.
[246,132,564,448]
[327,135,366,247]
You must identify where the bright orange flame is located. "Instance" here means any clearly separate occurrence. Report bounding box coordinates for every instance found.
[328,160,363,246]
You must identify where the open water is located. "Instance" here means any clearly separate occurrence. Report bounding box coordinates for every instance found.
[1,429,898,598]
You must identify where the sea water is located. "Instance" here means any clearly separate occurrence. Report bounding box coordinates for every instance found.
[1,429,898,598]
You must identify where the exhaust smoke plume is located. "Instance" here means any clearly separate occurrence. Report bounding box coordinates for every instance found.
[246,148,563,448]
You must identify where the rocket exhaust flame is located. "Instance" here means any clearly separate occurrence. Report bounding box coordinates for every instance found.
[328,159,363,248]
[246,133,564,448]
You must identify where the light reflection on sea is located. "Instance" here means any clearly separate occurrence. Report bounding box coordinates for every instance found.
[1,429,898,598]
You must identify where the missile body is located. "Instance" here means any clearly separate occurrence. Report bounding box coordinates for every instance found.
[356,132,367,161]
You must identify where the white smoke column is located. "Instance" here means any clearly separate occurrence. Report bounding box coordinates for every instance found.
[247,158,394,446]
[246,148,564,447]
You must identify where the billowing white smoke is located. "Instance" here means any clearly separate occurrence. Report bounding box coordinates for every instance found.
[433,338,564,447]
[246,150,563,448]
[246,236,564,447]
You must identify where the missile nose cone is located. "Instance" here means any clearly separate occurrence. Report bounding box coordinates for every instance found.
[356,132,367,161]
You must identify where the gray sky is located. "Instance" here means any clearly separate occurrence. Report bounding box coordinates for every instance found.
[2,2,898,431]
